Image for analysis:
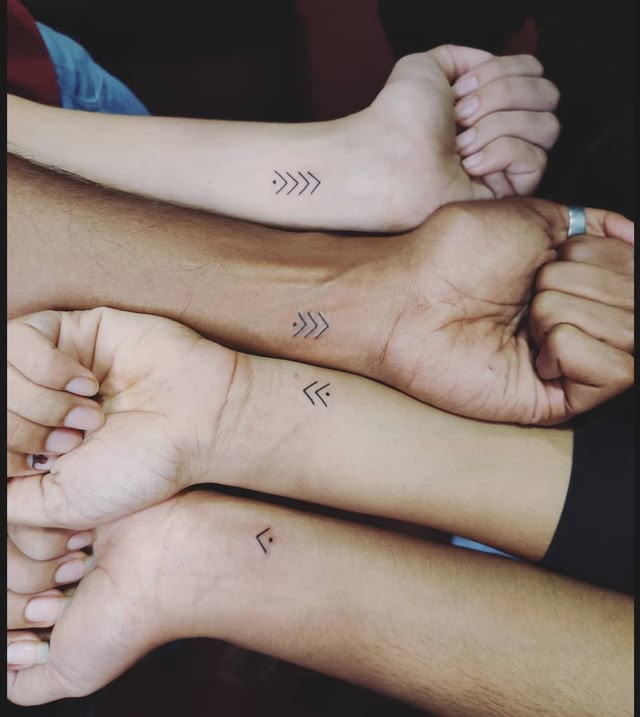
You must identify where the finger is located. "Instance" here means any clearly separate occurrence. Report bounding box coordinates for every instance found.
[456,110,561,156]
[480,171,515,198]
[7,364,104,430]
[530,290,634,352]
[536,262,633,310]
[455,77,560,127]
[7,631,49,672]
[8,539,94,594]
[519,201,636,249]
[7,411,83,457]
[424,44,495,84]
[8,313,98,395]
[8,589,69,630]
[462,137,547,196]
[9,524,93,561]
[536,324,633,416]
[453,54,544,97]
[8,451,57,477]
[557,236,634,275]
[604,212,634,245]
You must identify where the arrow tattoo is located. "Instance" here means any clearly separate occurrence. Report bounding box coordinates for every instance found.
[256,527,273,554]
[273,170,321,195]
[303,381,331,407]
[292,311,329,338]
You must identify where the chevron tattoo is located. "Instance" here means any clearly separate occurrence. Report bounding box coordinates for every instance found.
[303,381,331,407]
[292,311,329,338]
[273,170,321,195]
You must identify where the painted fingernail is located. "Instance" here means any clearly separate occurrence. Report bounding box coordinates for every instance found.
[456,128,477,149]
[25,596,70,623]
[455,95,479,119]
[453,74,478,97]
[7,641,49,666]
[462,152,485,169]
[64,406,103,431]
[28,453,54,471]
[65,377,98,396]
[54,556,93,585]
[67,531,94,551]
[45,428,82,454]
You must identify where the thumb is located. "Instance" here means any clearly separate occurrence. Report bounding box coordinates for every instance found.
[8,311,99,396]
[427,44,495,83]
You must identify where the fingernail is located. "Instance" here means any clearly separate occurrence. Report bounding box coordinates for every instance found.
[455,95,479,119]
[65,377,98,396]
[25,597,70,623]
[64,406,103,431]
[453,74,478,97]
[67,531,94,551]
[7,641,49,666]
[54,556,93,585]
[456,128,476,149]
[45,428,82,454]
[28,453,54,471]
[462,152,485,169]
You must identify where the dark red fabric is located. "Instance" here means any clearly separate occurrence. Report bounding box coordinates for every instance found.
[7,0,60,106]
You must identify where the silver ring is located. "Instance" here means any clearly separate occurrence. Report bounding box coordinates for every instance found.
[567,206,586,238]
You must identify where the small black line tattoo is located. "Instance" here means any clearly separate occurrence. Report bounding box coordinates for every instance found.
[308,171,321,194]
[274,170,287,195]
[291,311,329,338]
[256,527,272,554]
[304,311,318,337]
[303,381,331,406]
[273,170,321,195]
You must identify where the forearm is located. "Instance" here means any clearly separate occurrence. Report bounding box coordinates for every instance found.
[8,152,394,374]
[170,492,632,717]
[201,348,571,562]
[7,95,389,231]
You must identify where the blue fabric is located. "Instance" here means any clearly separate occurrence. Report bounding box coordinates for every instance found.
[451,535,516,559]
[37,22,149,116]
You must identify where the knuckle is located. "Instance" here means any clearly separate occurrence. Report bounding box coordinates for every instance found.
[535,262,559,291]
[544,113,561,142]
[611,355,634,385]
[543,80,561,107]
[530,290,561,325]
[546,322,572,351]
[524,54,544,75]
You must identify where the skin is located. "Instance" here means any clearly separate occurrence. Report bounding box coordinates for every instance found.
[7,154,634,425]
[8,223,635,547]
[7,491,634,716]
[7,46,559,232]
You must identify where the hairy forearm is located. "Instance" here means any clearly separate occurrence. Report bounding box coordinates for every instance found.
[7,94,389,231]
[212,350,572,561]
[8,152,396,373]
[171,492,632,717]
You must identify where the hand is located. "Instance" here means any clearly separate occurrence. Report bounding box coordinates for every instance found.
[374,198,634,424]
[7,309,239,528]
[530,228,634,408]
[360,45,559,230]
[7,496,195,705]
[7,313,104,477]
[7,523,94,669]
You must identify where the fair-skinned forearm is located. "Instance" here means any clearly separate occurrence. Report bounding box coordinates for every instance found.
[7,94,390,231]
[208,350,572,562]
[168,493,633,717]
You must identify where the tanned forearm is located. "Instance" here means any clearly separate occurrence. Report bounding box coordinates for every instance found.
[170,492,633,717]
[8,152,398,374]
